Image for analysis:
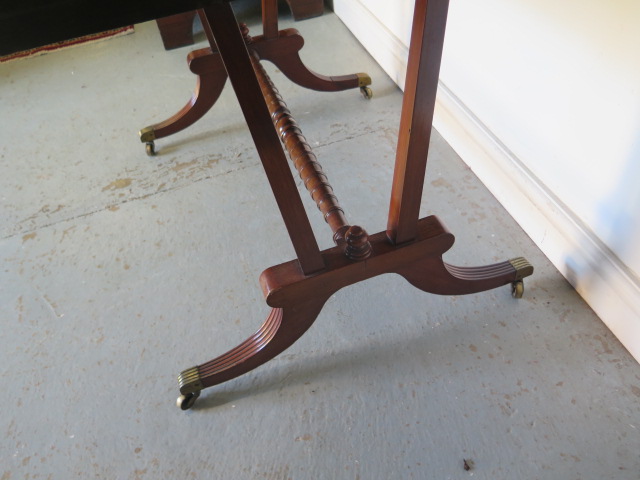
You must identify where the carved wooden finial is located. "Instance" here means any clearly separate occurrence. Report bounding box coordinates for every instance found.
[345,225,372,261]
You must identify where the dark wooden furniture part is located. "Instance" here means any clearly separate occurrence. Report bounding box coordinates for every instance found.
[156,0,323,50]
[1,0,533,411]
[283,0,324,20]
[140,0,371,156]
[156,11,199,50]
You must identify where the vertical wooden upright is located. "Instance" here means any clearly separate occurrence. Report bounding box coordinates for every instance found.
[175,0,533,411]
[387,0,449,245]
[261,0,279,39]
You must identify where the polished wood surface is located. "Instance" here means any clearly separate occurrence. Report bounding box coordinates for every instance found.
[251,51,351,243]
[251,29,370,91]
[182,215,530,402]
[140,48,229,143]
[259,216,525,304]
[140,4,369,150]
[3,0,532,410]
[387,0,449,245]
[261,0,279,40]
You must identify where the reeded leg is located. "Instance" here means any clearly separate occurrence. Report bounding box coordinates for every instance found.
[140,22,372,155]
[139,48,228,155]
[177,299,328,409]
[177,216,533,409]
[251,29,372,94]
[397,256,534,296]
[170,0,535,412]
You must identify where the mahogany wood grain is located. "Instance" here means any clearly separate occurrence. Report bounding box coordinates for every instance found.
[251,52,350,243]
[261,0,279,40]
[144,48,227,140]
[191,216,526,392]
[251,49,373,258]
[251,29,369,92]
[387,0,449,245]
[260,216,523,305]
[2,0,533,406]
[177,0,531,406]
[195,299,328,390]
[141,26,368,145]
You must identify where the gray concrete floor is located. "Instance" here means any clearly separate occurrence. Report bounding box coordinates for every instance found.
[1,5,639,480]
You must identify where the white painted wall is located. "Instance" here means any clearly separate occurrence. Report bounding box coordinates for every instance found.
[335,0,640,362]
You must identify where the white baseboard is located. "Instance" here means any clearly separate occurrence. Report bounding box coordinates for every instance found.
[333,0,410,90]
[434,84,640,363]
[335,0,640,363]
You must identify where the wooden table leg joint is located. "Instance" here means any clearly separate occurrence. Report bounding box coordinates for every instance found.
[138,21,372,155]
[174,0,534,410]
[175,216,533,409]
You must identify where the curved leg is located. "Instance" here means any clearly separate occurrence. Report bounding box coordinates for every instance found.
[397,256,533,296]
[250,29,371,93]
[175,217,534,409]
[139,48,228,154]
[177,297,328,409]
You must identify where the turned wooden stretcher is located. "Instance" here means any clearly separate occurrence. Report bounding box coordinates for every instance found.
[1,0,533,411]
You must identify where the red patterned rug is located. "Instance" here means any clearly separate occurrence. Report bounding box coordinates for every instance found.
[0,26,134,64]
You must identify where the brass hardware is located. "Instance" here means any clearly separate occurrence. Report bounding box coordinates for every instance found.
[360,86,373,100]
[139,126,156,143]
[509,257,534,280]
[178,366,203,395]
[145,141,156,156]
[177,393,199,410]
[511,280,524,298]
[356,72,372,87]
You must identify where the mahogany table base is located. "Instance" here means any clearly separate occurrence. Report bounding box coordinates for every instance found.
[154,1,324,51]
[139,24,371,155]
[177,217,533,409]
[171,1,533,410]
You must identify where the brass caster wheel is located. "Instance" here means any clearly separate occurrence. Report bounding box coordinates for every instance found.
[511,280,524,299]
[177,392,199,411]
[145,141,156,156]
[360,86,373,100]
